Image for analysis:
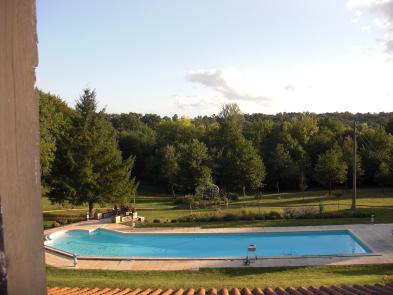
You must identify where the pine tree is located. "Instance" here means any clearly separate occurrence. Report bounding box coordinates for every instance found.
[49,89,137,215]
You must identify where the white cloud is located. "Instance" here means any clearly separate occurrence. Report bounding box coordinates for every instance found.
[351,10,364,23]
[386,39,393,53]
[361,25,372,32]
[284,84,296,91]
[176,97,211,110]
[347,0,393,55]
[347,0,392,9]
[186,69,272,103]
[174,54,393,116]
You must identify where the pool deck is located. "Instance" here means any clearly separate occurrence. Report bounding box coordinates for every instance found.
[44,220,393,270]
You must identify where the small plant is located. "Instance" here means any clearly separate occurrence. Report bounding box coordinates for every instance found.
[255,192,264,200]
[283,207,297,219]
[195,181,220,200]
[153,219,161,223]
[266,210,281,220]
[227,192,240,201]
[333,191,343,210]
[298,206,318,218]
[223,213,240,221]
[319,203,325,215]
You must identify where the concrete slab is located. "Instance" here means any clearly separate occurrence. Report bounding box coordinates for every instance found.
[44,222,393,270]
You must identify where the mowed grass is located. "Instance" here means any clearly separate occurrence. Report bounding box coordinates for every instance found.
[46,265,393,289]
[42,187,393,228]
[135,188,393,226]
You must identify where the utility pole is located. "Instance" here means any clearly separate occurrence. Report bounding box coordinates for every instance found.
[351,120,357,211]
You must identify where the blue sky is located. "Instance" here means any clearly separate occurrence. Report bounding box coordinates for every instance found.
[36,0,393,116]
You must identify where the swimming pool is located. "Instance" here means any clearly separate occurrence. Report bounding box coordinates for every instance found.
[47,229,370,258]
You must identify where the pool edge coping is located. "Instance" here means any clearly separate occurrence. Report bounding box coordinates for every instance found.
[44,226,377,261]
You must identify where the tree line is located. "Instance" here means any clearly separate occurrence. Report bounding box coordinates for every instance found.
[40,89,393,213]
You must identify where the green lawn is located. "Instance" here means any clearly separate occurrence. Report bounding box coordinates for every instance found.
[44,189,393,289]
[46,265,393,289]
[42,187,393,229]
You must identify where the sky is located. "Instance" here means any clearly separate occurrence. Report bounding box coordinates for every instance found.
[36,0,393,117]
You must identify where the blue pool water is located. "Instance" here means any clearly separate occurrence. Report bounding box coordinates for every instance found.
[49,229,370,258]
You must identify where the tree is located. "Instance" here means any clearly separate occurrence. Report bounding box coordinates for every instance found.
[218,103,244,138]
[268,144,299,193]
[215,104,265,194]
[177,139,212,192]
[359,126,393,185]
[156,117,202,147]
[315,145,348,194]
[233,138,265,195]
[195,181,220,200]
[244,119,273,156]
[39,90,73,195]
[141,113,161,129]
[290,115,318,147]
[386,118,393,135]
[159,144,180,198]
[48,89,137,215]
[218,136,265,195]
[375,162,391,188]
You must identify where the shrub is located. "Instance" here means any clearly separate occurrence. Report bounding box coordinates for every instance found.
[254,213,266,220]
[56,218,67,225]
[333,191,343,198]
[240,214,255,221]
[298,206,318,218]
[208,215,221,222]
[175,194,194,205]
[153,219,161,223]
[266,211,282,220]
[254,193,264,200]
[282,206,318,219]
[223,213,240,221]
[319,203,325,215]
[283,207,297,219]
[227,192,240,201]
[195,182,220,200]
[173,207,368,224]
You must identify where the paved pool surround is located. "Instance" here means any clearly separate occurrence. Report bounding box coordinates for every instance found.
[44,220,393,270]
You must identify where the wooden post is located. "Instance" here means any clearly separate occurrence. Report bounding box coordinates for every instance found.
[351,120,357,211]
[0,0,46,293]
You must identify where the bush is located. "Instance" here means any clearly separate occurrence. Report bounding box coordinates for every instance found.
[319,203,325,215]
[153,219,161,223]
[283,207,297,219]
[266,210,282,220]
[172,207,369,224]
[195,182,220,200]
[227,192,240,201]
[239,214,255,221]
[333,191,343,198]
[298,206,319,218]
[175,194,201,209]
[56,218,67,225]
[254,193,264,200]
[223,213,240,221]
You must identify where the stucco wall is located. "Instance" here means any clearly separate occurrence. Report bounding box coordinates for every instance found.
[0,0,46,293]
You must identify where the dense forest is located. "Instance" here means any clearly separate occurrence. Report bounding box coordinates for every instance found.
[39,89,393,212]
